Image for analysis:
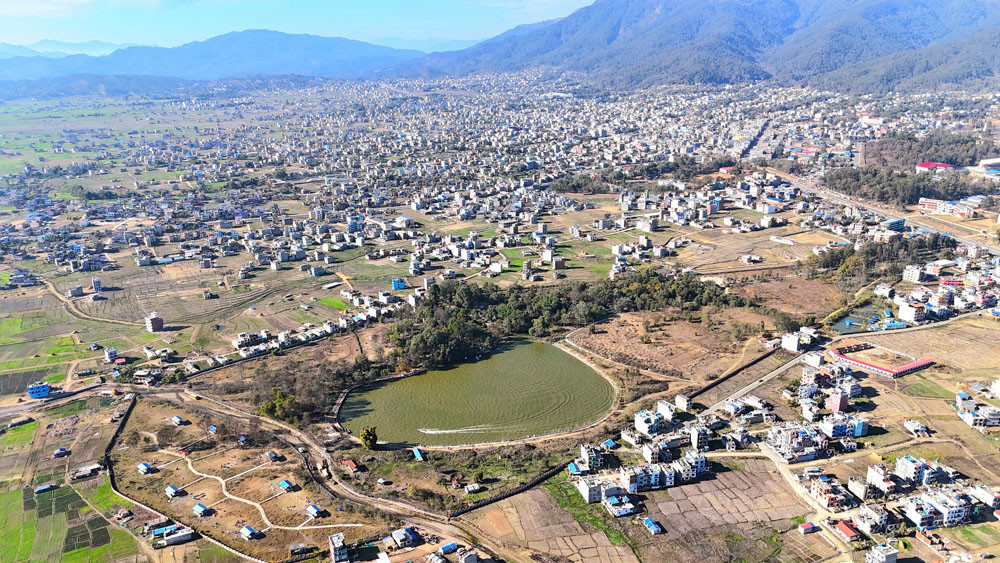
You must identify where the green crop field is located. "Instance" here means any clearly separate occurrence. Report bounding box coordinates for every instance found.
[0,486,132,563]
[0,317,24,343]
[77,477,132,514]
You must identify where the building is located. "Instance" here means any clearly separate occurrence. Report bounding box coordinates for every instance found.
[895,455,940,486]
[240,526,256,540]
[634,410,666,437]
[579,444,605,471]
[193,503,208,517]
[619,464,673,493]
[306,505,322,518]
[145,312,164,333]
[27,381,50,399]
[329,533,349,562]
[902,265,924,283]
[865,543,898,563]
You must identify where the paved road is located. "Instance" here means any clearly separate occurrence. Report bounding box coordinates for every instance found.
[766,167,998,253]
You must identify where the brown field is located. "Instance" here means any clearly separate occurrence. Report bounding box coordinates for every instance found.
[837,342,917,370]
[865,317,1000,378]
[466,487,639,563]
[732,277,845,318]
[636,459,816,563]
[570,308,776,381]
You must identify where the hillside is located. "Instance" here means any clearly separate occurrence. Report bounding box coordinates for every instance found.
[396,0,1000,90]
[808,25,1000,92]
[0,30,423,81]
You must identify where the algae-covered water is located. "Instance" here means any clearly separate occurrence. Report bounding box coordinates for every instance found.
[339,342,615,446]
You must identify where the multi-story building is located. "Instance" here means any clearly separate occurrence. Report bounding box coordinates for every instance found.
[865,543,898,563]
[634,410,667,437]
[921,490,971,527]
[619,464,672,493]
[145,312,165,333]
[895,455,939,486]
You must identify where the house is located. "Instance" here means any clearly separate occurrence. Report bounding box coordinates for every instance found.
[52,448,68,458]
[27,381,50,399]
[165,485,180,498]
[279,480,294,492]
[193,503,208,517]
[240,525,256,540]
[170,416,185,426]
[834,520,861,542]
[798,522,820,534]
[137,463,152,475]
[389,527,420,548]
[340,459,359,473]
[306,505,322,518]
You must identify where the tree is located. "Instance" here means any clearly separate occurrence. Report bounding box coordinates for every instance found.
[360,426,378,450]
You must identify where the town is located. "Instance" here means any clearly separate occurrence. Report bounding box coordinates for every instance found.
[2,67,1000,563]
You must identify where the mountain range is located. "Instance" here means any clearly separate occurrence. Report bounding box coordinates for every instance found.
[0,31,422,82]
[400,0,1000,90]
[6,1,1000,93]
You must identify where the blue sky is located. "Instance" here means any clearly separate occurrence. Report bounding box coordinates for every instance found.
[0,0,593,46]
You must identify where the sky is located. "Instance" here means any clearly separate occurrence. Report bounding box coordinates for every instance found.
[0,0,594,46]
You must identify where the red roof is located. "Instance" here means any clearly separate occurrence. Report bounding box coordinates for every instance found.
[836,520,860,540]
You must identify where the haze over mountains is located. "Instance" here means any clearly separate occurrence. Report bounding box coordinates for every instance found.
[6,0,1000,93]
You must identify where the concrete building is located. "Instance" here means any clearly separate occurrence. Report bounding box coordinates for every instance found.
[145,312,165,333]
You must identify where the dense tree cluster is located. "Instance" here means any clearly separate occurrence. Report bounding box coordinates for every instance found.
[549,156,737,195]
[253,270,751,424]
[864,132,997,169]
[809,233,957,287]
[388,270,750,369]
[823,166,991,207]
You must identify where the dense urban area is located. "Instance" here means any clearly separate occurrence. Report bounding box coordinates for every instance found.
[4,36,1000,563]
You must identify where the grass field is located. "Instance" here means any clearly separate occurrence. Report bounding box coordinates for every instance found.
[1,421,38,448]
[317,296,349,310]
[901,376,953,399]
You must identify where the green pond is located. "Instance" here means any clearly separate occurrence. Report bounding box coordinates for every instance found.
[339,342,615,446]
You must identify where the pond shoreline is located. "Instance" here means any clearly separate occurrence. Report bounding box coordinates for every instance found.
[336,341,617,449]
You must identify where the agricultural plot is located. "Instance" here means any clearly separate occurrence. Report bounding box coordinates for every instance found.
[0,483,141,563]
[0,368,55,397]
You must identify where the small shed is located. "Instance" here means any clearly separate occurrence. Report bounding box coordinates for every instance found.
[240,525,256,540]
[170,416,184,426]
[137,463,151,475]
[52,448,68,458]
[306,505,321,518]
[279,480,293,491]
[265,450,280,461]
[165,485,180,498]
[193,503,208,517]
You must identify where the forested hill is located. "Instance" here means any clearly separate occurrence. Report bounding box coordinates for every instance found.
[391,0,1000,92]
